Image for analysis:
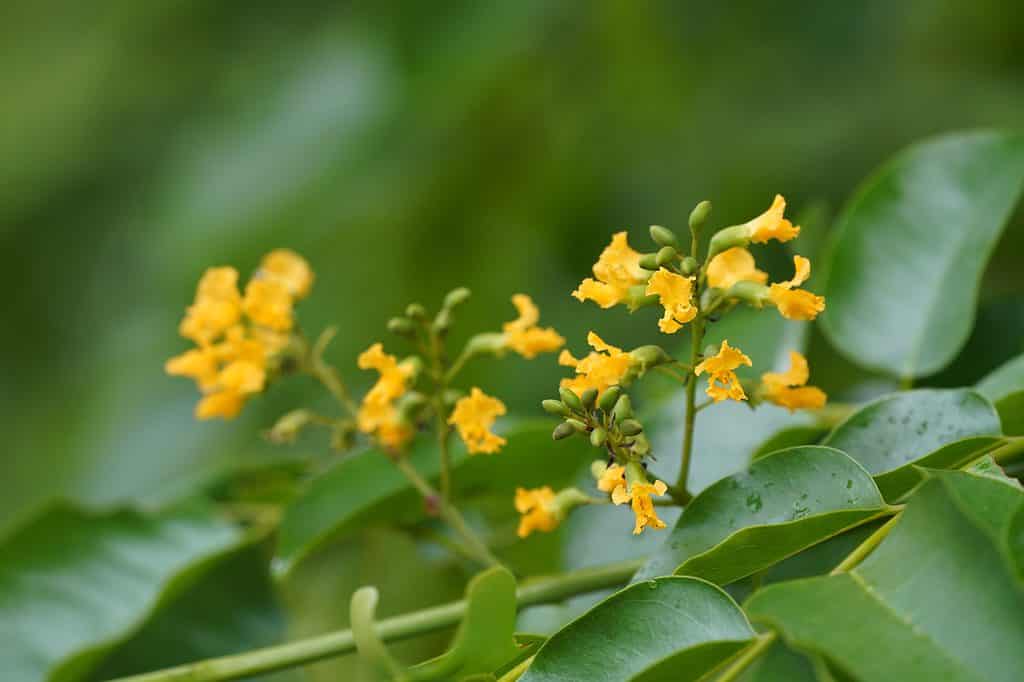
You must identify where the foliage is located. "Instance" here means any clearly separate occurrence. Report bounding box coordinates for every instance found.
[3,106,1024,682]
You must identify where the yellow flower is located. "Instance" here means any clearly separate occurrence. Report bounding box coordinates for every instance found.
[559,332,632,396]
[257,249,314,299]
[597,463,627,500]
[768,256,825,321]
[195,391,247,420]
[743,194,800,244]
[645,268,697,334]
[761,351,827,411]
[449,387,507,454]
[502,294,565,358]
[165,347,219,391]
[178,267,243,345]
[572,232,646,308]
[515,487,560,537]
[695,340,752,403]
[706,247,768,290]
[243,278,294,332]
[357,343,416,449]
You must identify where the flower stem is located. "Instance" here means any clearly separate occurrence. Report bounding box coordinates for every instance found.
[991,437,1024,466]
[108,559,645,682]
[674,317,704,502]
[392,457,500,568]
[307,327,359,418]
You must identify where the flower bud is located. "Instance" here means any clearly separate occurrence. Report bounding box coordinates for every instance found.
[631,432,651,456]
[565,418,588,432]
[559,387,583,411]
[689,200,712,232]
[590,427,608,448]
[638,253,660,271]
[613,394,633,423]
[590,459,609,480]
[443,287,471,309]
[597,385,622,412]
[728,280,770,308]
[626,285,659,311]
[266,409,315,444]
[655,245,678,267]
[397,392,428,419]
[465,332,507,357]
[580,388,598,410]
[387,317,415,336]
[629,345,674,373]
[405,303,427,320]
[552,422,576,441]
[431,308,452,334]
[706,224,748,262]
[680,256,698,276]
[619,419,644,436]
[650,224,680,248]
[441,388,464,408]
[542,399,571,416]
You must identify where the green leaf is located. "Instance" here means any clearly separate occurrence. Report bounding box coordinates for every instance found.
[0,502,244,682]
[635,447,886,583]
[745,476,1024,682]
[735,639,819,682]
[1007,501,1024,582]
[822,388,1002,499]
[977,354,1024,436]
[519,577,754,682]
[90,545,297,682]
[820,129,1024,379]
[275,421,588,578]
[409,566,520,680]
[751,425,827,461]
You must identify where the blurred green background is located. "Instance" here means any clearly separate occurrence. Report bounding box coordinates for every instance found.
[4,0,1024,528]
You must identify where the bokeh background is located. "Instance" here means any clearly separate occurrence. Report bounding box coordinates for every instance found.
[4,0,1024,558]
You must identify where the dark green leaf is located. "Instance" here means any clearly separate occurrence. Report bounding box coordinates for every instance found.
[0,502,244,682]
[822,388,1001,499]
[91,545,298,682]
[735,639,819,682]
[1006,501,1024,582]
[746,476,1024,682]
[519,577,753,682]
[751,425,828,460]
[635,447,886,583]
[820,129,1024,379]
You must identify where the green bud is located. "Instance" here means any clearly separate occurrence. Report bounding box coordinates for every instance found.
[559,387,583,411]
[728,280,770,308]
[619,419,644,436]
[703,344,719,358]
[629,345,674,372]
[465,332,507,357]
[631,432,651,456]
[597,385,622,412]
[689,200,712,231]
[431,308,452,334]
[613,394,633,423]
[542,399,570,416]
[387,317,415,336]
[655,245,678,267]
[680,256,698,276]
[706,224,749,262]
[590,427,608,447]
[552,422,576,441]
[565,418,588,432]
[266,409,315,444]
[650,224,680,248]
[405,303,427,320]
[441,388,464,408]
[397,392,428,419]
[638,253,659,271]
[590,459,609,480]
[626,285,659,311]
[443,287,471,309]
[580,388,598,410]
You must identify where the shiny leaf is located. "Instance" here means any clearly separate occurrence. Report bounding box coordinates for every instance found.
[635,446,886,582]
[519,577,753,682]
[820,130,1024,378]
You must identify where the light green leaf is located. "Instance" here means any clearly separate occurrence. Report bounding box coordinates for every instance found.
[0,502,244,682]
[977,354,1024,436]
[820,129,1024,379]
[745,476,1024,682]
[977,354,1024,403]
[274,421,588,578]
[519,577,754,682]
[635,447,886,582]
[1006,501,1024,582]
[822,388,1001,499]
[409,566,519,680]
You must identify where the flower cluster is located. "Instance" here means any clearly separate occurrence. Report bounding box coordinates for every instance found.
[166,250,313,418]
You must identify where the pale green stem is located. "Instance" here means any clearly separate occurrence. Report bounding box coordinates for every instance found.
[673,316,704,504]
[830,513,902,575]
[308,327,359,418]
[108,559,644,682]
[714,632,778,682]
